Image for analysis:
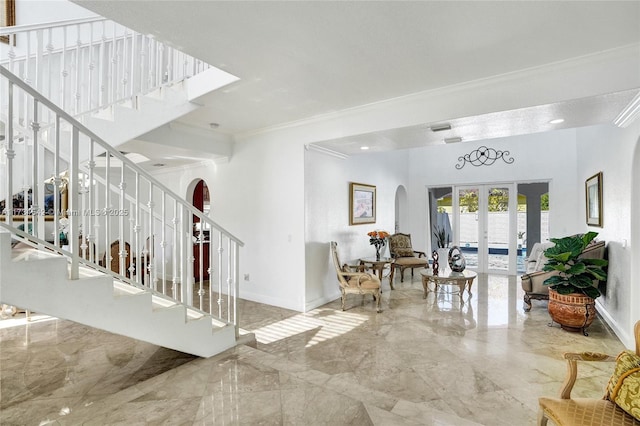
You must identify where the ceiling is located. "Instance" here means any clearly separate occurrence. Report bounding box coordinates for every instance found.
[74,1,640,160]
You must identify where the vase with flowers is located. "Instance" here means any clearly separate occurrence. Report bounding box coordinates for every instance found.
[368,230,390,260]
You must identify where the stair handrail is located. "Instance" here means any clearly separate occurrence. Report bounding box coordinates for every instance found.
[1,64,243,334]
[0,220,203,313]
[1,15,211,117]
[1,65,243,245]
[0,16,104,37]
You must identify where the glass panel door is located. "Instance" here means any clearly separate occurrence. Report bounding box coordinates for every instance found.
[456,187,480,270]
[454,184,517,274]
[487,186,511,273]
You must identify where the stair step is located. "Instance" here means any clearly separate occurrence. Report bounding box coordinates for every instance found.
[11,244,60,262]
[2,237,237,357]
[113,281,147,297]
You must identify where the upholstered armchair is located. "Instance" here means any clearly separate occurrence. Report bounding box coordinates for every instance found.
[521,240,606,312]
[538,321,640,425]
[330,241,381,312]
[388,233,428,284]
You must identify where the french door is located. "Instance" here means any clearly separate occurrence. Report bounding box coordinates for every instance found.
[453,184,517,274]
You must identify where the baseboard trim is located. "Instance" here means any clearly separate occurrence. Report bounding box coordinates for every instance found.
[304,291,341,312]
[596,300,633,348]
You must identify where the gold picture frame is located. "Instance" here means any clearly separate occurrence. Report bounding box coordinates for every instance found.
[585,172,603,227]
[349,182,376,225]
[0,182,68,222]
[1,0,16,45]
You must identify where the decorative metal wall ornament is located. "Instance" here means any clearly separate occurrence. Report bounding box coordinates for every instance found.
[455,145,514,169]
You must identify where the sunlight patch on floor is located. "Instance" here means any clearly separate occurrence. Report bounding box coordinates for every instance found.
[0,314,55,329]
[252,308,369,347]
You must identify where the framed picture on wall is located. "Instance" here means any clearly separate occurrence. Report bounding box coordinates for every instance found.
[585,172,603,227]
[1,0,16,45]
[349,182,376,225]
[0,181,67,221]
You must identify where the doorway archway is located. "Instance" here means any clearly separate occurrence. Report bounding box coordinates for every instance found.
[631,135,640,328]
[394,185,408,233]
[187,178,211,281]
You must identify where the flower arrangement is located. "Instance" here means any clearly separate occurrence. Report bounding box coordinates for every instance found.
[368,230,389,260]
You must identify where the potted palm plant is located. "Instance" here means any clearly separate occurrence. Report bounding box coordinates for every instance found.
[542,231,608,334]
[433,226,450,264]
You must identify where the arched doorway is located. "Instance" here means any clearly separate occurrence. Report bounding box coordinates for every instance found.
[394,185,408,233]
[188,179,210,280]
[631,136,640,327]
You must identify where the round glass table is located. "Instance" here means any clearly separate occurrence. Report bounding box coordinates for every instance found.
[420,268,477,301]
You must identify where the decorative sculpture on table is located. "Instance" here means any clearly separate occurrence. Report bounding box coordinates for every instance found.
[432,250,439,275]
[448,246,466,273]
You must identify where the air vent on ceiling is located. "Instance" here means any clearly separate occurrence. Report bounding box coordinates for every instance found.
[430,123,452,132]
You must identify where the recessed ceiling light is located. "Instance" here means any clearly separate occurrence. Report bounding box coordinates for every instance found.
[430,123,452,132]
[360,146,370,150]
[444,137,462,144]
[549,118,565,124]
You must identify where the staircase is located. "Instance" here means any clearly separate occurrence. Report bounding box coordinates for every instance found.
[0,230,236,357]
[0,18,246,358]
[0,17,238,148]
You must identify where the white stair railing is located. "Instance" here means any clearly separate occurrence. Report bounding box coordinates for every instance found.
[0,16,210,119]
[0,65,243,336]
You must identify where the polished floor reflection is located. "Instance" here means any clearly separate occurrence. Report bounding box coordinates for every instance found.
[0,273,627,425]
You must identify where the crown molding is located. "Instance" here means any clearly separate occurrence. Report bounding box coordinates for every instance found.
[305,144,349,159]
[614,90,640,128]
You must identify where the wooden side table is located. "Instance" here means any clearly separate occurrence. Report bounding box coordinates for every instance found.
[359,257,396,289]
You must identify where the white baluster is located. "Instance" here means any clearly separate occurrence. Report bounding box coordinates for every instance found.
[31,99,40,241]
[5,82,15,226]
[88,142,96,263]
[69,126,79,280]
[53,115,61,246]
[148,182,155,291]
[119,162,126,277]
[61,27,68,112]
[161,191,167,295]
[217,232,223,319]
[104,151,110,270]
[234,241,239,334]
[98,21,106,109]
[74,37,81,115]
[172,198,178,300]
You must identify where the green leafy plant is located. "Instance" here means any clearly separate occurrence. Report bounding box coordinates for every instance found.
[542,231,608,299]
[433,226,450,248]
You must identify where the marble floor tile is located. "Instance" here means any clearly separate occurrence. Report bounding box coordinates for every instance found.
[1,272,629,425]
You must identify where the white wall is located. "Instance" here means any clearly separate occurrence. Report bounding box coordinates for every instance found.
[149,119,640,344]
[405,130,580,254]
[15,0,94,25]
[304,148,408,310]
[576,122,640,347]
[152,135,307,312]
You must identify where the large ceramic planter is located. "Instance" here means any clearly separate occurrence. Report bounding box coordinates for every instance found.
[548,289,596,335]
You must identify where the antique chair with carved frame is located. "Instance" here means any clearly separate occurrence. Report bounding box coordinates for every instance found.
[330,241,381,313]
[538,320,640,425]
[101,240,133,278]
[388,233,428,284]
